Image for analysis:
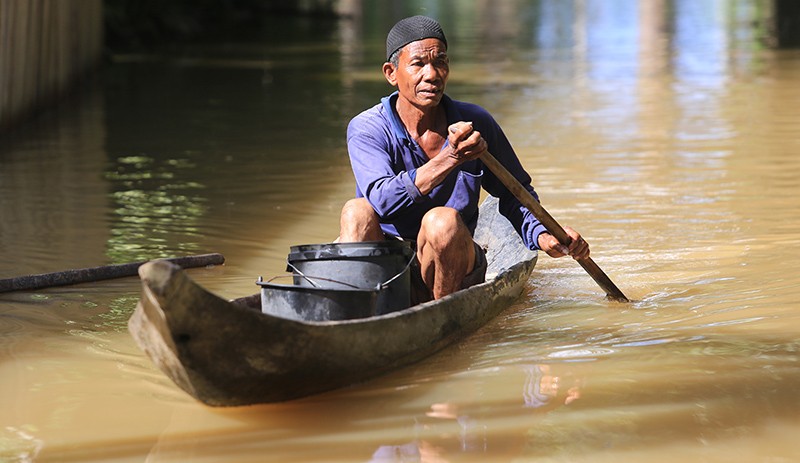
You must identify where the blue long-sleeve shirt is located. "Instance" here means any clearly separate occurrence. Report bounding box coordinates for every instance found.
[347,92,547,251]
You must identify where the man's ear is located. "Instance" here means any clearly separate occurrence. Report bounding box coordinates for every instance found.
[382,62,397,87]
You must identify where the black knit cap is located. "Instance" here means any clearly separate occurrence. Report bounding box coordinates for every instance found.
[386,15,447,61]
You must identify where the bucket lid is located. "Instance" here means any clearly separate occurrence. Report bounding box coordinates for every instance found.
[288,240,414,262]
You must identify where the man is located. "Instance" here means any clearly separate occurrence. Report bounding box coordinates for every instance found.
[339,15,589,303]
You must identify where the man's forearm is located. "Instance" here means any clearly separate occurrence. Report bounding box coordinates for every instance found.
[413,149,458,195]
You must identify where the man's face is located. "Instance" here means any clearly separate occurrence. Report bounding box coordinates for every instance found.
[385,38,449,110]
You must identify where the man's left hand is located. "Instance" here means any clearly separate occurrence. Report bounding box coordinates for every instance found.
[537,226,590,260]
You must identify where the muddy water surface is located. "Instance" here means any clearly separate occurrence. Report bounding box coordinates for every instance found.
[2,1,799,462]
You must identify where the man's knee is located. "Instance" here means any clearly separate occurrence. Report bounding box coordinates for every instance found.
[339,198,382,242]
[417,207,477,299]
[341,198,375,223]
[420,207,463,244]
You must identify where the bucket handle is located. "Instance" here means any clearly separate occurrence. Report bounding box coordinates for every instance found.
[265,273,363,290]
[286,262,321,288]
[285,252,417,291]
[378,252,416,290]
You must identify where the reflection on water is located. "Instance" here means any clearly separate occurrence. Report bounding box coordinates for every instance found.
[105,155,208,262]
[2,0,800,461]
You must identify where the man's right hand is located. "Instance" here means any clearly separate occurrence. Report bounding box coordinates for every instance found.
[415,121,487,195]
[447,121,487,164]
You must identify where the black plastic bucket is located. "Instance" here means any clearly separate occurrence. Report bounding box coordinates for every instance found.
[257,277,378,321]
[287,240,415,315]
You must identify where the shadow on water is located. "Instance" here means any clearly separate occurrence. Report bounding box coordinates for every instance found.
[100,56,358,263]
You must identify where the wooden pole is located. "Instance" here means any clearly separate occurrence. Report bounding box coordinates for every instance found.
[0,253,225,293]
[480,152,629,302]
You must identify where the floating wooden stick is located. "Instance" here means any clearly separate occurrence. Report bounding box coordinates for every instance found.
[0,253,225,293]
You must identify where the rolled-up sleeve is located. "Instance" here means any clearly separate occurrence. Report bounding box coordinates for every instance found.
[401,169,424,203]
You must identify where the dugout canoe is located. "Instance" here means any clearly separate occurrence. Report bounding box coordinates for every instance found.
[128,196,538,406]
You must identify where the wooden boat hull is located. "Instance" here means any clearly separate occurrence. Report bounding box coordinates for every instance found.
[128,197,537,406]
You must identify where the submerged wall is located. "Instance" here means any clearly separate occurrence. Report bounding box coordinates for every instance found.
[0,0,103,131]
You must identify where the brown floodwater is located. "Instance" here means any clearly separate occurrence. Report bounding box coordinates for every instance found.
[2,1,800,461]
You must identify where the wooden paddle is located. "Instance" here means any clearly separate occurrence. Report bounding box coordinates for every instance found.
[479,152,629,302]
[0,253,225,293]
